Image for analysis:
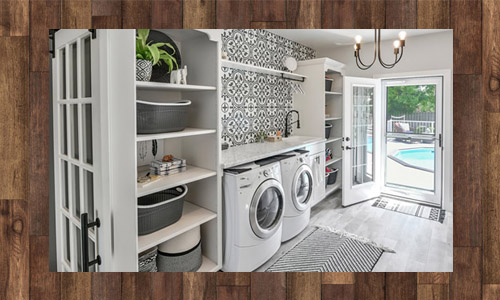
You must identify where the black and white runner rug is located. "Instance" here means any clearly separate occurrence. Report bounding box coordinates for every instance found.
[265,226,394,272]
[372,198,446,223]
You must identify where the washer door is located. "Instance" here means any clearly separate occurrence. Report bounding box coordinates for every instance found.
[292,164,313,211]
[250,179,285,239]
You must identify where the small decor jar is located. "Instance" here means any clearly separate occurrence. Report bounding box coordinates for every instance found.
[136,59,152,81]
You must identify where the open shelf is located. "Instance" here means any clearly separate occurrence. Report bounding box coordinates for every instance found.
[325,182,342,197]
[221,59,307,81]
[325,91,342,95]
[198,256,219,272]
[326,156,342,166]
[136,128,216,142]
[326,137,342,143]
[136,81,216,91]
[325,116,342,121]
[137,165,217,197]
[137,201,217,252]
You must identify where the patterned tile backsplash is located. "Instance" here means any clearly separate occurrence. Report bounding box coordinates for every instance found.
[221,29,316,147]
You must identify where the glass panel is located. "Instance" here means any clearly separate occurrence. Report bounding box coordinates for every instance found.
[295,171,311,204]
[61,160,69,209]
[64,217,71,263]
[59,48,66,99]
[70,43,78,99]
[352,86,374,186]
[76,226,82,272]
[83,170,94,222]
[70,104,79,159]
[81,37,92,98]
[385,84,436,192]
[89,239,96,272]
[82,104,93,165]
[60,105,67,155]
[72,165,81,219]
[257,187,281,229]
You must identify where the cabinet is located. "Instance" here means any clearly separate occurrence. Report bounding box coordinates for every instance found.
[51,29,222,272]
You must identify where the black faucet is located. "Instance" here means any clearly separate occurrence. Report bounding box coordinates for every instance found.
[284,110,300,138]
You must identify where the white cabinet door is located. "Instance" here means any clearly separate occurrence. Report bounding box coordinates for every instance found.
[52,30,111,271]
[342,77,381,206]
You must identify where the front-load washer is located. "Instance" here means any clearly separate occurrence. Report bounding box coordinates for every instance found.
[278,150,314,242]
[223,161,285,272]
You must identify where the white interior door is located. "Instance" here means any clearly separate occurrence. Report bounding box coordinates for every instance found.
[52,30,110,271]
[342,77,381,206]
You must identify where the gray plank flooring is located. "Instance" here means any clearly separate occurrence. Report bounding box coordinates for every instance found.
[258,190,453,272]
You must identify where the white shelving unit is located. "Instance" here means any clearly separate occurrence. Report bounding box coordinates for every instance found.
[221,59,307,81]
[294,58,345,206]
[136,81,216,91]
[136,128,216,142]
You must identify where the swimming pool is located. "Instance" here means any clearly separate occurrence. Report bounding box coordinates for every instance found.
[389,148,435,172]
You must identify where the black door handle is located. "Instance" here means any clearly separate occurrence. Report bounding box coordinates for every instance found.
[80,213,101,272]
[341,146,353,150]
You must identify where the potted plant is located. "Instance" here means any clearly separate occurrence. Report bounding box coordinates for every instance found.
[136,29,178,81]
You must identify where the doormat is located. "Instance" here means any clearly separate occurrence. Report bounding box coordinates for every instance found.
[372,198,446,223]
[265,226,394,272]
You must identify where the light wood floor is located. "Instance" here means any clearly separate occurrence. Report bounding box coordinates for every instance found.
[258,190,453,272]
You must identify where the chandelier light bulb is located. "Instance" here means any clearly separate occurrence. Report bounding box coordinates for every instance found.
[355,35,362,44]
[393,40,401,48]
[398,31,407,40]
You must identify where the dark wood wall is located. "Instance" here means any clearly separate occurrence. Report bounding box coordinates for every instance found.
[0,0,496,299]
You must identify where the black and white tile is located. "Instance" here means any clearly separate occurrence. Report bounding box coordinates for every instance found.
[221,30,316,147]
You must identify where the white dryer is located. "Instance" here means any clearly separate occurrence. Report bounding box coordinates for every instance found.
[223,160,285,272]
[278,150,314,242]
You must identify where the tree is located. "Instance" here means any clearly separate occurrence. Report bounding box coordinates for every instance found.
[386,85,436,118]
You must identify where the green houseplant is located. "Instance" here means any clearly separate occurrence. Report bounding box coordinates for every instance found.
[136,29,178,81]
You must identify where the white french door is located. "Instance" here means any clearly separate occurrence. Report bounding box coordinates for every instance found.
[52,30,110,271]
[342,77,381,206]
[381,77,443,206]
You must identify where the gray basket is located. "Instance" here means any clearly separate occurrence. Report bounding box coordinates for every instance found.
[138,247,158,272]
[156,241,202,272]
[137,185,187,236]
[137,100,191,134]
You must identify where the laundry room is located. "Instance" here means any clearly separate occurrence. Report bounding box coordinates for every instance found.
[49,29,453,273]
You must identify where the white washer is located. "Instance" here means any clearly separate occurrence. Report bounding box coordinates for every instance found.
[278,150,314,242]
[223,161,285,272]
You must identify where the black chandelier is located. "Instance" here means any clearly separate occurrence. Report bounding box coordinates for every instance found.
[354,29,407,70]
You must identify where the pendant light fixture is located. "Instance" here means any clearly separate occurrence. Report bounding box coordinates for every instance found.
[354,29,407,70]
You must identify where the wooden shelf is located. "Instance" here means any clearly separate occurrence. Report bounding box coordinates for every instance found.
[137,201,217,252]
[325,182,341,197]
[221,59,307,81]
[325,91,342,95]
[326,156,342,166]
[326,137,342,143]
[137,165,217,198]
[136,81,216,91]
[198,256,219,272]
[136,128,216,142]
[325,116,342,121]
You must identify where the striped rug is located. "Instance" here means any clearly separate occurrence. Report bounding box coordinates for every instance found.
[372,198,446,223]
[265,227,389,272]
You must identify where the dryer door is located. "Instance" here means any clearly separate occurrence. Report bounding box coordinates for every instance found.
[292,164,313,211]
[250,179,285,239]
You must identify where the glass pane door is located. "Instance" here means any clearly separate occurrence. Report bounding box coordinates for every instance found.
[352,86,374,186]
[382,77,443,205]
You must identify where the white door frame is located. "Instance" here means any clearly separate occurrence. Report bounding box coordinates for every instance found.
[342,76,382,206]
[374,70,452,210]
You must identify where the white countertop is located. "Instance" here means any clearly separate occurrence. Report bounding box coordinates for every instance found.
[221,136,325,169]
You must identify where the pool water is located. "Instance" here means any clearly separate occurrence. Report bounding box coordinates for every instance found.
[391,148,435,171]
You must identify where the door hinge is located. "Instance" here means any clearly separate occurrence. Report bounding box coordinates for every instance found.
[89,29,97,39]
[49,29,60,58]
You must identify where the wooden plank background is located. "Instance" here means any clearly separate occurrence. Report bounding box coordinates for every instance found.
[0,0,495,298]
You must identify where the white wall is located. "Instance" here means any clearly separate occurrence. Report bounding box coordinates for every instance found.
[317,31,453,77]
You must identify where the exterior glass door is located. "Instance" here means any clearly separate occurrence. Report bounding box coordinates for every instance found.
[382,77,443,205]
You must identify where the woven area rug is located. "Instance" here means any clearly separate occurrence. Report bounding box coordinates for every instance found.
[265,227,393,272]
[372,198,446,223]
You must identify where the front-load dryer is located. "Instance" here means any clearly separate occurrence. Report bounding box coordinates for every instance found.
[278,150,313,242]
[223,161,285,272]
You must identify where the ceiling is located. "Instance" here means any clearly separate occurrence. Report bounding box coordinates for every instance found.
[267,29,449,50]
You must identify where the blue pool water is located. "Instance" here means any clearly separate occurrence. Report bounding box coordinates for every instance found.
[391,148,435,172]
